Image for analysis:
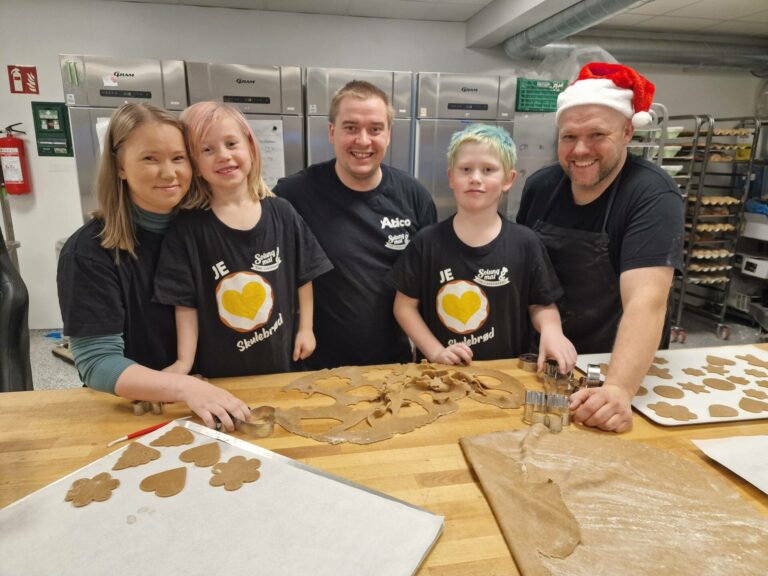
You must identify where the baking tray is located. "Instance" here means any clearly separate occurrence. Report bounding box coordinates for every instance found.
[576,345,768,426]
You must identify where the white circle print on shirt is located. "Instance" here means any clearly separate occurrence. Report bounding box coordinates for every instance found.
[436,279,489,335]
[215,271,274,333]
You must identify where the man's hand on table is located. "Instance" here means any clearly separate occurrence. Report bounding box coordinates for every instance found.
[569,384,633,433]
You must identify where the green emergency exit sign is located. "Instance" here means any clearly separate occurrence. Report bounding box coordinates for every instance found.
[515,78,567,113]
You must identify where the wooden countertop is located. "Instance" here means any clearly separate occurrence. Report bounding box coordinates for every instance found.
[2,347,767,575]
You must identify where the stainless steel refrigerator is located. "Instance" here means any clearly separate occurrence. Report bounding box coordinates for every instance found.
[305,67,413,173]
[60,54,187,222]
[186,61,304,188]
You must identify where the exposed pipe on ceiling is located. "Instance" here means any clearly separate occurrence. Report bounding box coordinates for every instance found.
[503,0,768,75]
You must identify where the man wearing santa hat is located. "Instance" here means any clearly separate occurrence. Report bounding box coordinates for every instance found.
[517,62,684,433]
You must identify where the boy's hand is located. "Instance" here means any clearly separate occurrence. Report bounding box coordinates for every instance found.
[293,329,316,362]
[178,377,250,431]
[430,343,473,365]
[537,330,577,374]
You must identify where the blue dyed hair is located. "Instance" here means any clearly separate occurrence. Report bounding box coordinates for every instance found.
[446,123,517,173]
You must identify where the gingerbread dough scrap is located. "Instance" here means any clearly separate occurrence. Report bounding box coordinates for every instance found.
[683,368,705,377]
[705,355,736,367]
[652,385,684,399]
[210,456,261,490]
[65,472,120,507]
[735,353,768,369]
[276,362,524,444]
[180,442,221,467]
[739,397,768,413]
[745,368,768,378]
[460,427,768,576]
[112,442,160,470]
[140,467,187,497]
[726,375,749,385]
[703,378,736,391]
[647,365,672,379]
[703,364,726,375]
[647,402,697,421]
[680,382,709,394]
[708,404,738,418]
[744,389,768,400]
[150,426,194,447]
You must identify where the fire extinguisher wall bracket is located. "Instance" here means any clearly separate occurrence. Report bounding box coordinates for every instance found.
[0,123,32,195]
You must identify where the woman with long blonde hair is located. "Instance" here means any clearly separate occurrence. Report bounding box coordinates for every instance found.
[57,103,249,430]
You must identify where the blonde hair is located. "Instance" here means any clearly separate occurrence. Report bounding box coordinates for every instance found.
[179,102,273,208]
[329,80,394,128]
[446,123,517,174]
[94,103,185,258]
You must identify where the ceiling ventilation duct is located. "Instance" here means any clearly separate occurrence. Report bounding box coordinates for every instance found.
[503,0,768,75]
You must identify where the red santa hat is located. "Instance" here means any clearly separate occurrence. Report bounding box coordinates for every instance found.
[556,62,656,128]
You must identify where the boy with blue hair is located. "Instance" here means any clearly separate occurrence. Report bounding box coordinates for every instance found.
[390,124,576,372]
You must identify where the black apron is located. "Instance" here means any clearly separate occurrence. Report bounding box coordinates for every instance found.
[532,175,623,355]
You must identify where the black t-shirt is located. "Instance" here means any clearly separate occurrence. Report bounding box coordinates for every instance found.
[57,218,176,371]
[516,154,685,274]
[274,160,438,369]
[389,216,562,360]
[153,197,333,377]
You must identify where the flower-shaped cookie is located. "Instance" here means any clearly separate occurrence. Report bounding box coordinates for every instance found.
[65,472,120,507]
[210,456,261,491]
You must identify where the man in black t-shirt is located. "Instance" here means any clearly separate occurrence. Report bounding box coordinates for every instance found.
[517,63,684,433]
[274,80,437,369]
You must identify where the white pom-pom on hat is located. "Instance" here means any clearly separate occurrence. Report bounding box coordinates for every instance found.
[631,110,653,129]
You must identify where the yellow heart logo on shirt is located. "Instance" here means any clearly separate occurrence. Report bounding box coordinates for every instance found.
[222,282,266,320]
[443,292,481,324]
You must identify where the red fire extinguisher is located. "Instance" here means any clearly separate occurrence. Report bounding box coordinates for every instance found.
[0,123,31,195]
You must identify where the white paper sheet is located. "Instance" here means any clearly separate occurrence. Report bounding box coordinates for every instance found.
[576,345,768,426]
[693,435,768,495]
[0,421,443,576]
[95,116,111,156]
[249,119,285,189]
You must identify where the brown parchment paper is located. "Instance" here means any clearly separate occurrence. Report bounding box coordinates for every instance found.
[460,425,768,576]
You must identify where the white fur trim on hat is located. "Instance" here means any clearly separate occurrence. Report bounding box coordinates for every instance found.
[556,78,634,124]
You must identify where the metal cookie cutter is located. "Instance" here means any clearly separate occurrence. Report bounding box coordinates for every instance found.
[235,405,276,438]
[543,359,574,395]
[576,364,603,391]
[518,353,539,373]
[523,390,570,433]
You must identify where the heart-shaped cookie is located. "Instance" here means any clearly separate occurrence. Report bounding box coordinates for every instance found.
[222,282,266,320]
[179,442,220,467]
[113,442,161,470]
[150,426,194,447]
[140,467,187,497]
[443,291,481,324]
[210,456,261,491]
[65,472,120,507]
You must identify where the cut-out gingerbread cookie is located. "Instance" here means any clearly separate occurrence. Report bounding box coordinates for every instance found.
[647,402,697,422]
[113,442,160,470]
[703,378,736,391]
[65,472,120,507]
[703,365,727,376]
[744,389,768,400]
[735,354,768,369]
[680,382,709,394]
[180,442,221,468]
[683,368,705,377]
[652,356,669,365]
[745,368,768,379]
[150,427,194,447]
[739,397,768,413]
[635,386,648,397]
[647,365,672,379]
[652,385,684,399]
[140,467,187,497]
[757,380,768,389]
[726,375,749,386]
[705,355,736,367]
[210,456,261,491]
[708,404,738,418]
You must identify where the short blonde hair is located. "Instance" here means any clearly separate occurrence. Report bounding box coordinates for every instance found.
[329,80,394,128]
[447,124,517,174]
[94,103,186,258]
[180,101,274,208]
